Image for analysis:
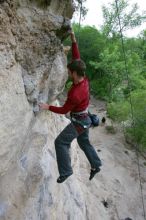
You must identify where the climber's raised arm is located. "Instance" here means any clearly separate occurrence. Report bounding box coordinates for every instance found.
[70,31,80,60]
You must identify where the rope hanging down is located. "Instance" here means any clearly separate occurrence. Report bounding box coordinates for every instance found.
[115,1,146,219]
[77,0,82,45]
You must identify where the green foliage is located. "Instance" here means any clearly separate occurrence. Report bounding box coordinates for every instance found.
[107,90,146,149]
[90,42,125,99]
[107,101,130,122]
[76,25,105,79]
[63,0,146,150]
[90,79,109,99]
[64,24,105,79]
[126,90,146,149]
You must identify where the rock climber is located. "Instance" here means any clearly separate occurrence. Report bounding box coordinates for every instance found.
[39,29,102,183]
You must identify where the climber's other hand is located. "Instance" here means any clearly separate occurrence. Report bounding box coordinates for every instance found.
[39,103,49,110]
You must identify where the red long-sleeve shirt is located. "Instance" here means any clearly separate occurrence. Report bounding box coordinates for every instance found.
[72,42,80,60]
[49,42,89,114]
[49,77,89,114]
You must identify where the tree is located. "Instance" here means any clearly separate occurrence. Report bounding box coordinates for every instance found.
[102,0,146,37]
[73,0,88,19]
[90,41,126,99]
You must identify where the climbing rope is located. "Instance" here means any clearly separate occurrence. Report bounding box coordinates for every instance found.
[115,0,146,219]
[77,0,82,45]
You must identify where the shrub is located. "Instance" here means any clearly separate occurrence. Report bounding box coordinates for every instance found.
[129,90,146,149]
[107,101,130,122]
[107,90,146,150]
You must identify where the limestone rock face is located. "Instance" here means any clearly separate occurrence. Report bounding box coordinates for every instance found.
[0,0,72,172]
[0,109,87,220]
[0,1,88,219]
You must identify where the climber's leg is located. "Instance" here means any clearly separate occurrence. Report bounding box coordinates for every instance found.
[55,123,78,179]
[77,129,102,179]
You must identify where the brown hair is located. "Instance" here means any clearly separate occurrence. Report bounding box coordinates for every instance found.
[67,60,86,76]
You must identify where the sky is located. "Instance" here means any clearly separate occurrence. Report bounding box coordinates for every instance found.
[72,0,146,37]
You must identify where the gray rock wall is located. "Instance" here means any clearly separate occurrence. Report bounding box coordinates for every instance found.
[0,1,88,219]
[0,0,72,174]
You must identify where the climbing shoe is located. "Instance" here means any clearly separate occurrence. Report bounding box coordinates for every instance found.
[57,173,73,183]
[89,167,100,180]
